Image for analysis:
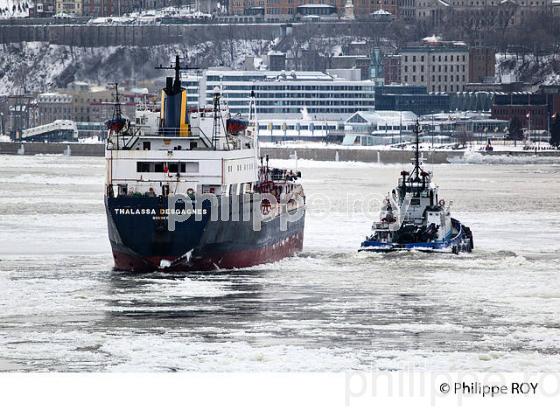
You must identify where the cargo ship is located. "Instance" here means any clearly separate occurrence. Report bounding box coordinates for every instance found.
[359,121,473,254]
[104,57,306,272]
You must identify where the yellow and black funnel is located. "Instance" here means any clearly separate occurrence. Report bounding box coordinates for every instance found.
[159,55,189,137]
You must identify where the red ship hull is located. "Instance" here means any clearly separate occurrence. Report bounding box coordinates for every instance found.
[112,230,304,272]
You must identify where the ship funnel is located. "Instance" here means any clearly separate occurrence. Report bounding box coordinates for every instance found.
[159,56,189,137]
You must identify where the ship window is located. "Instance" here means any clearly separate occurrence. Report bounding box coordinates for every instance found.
[136,162,197,173]
[411,198,421,206]
[137,162,150,172]
[143,141,151,150]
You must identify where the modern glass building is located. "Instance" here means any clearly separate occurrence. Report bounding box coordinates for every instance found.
[374,85,450,115]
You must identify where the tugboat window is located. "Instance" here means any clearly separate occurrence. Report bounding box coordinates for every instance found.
[143,141,151,150]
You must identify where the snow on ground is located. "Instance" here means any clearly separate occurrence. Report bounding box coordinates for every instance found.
[260,140,556,152]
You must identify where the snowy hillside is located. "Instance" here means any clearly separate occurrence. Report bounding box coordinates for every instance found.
[0,40,272,94]
[496,53,560,85]
[0,33,361,94]
[0,0,30,18]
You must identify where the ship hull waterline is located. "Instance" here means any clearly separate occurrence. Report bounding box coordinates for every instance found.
[105,195,305,273]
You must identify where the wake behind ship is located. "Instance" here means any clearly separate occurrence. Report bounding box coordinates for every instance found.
[104,57,306,272]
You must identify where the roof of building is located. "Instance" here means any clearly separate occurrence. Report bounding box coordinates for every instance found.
[297,4,337,8]
[346,110,418,124]
[201,70,375,83]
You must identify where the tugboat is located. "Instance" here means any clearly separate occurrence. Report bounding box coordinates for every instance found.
[104,56,306,272]
[359,121,473,254]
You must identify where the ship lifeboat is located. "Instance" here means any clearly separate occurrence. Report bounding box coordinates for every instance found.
[105,117,129,134]
[226,118,249,135]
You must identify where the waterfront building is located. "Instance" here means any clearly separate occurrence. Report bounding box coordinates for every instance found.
[184,69,376,120]
[419,112,510,143]
[374,85,450,116]
[257,117,342,142]
[491,93,551,131]
[449,92,494,112]
[342,110,418,145]
[342,110,510,146]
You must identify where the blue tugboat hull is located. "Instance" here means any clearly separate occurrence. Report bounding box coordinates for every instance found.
[359,219,473,254]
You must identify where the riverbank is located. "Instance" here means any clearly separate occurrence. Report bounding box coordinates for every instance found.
[1,141,559,164]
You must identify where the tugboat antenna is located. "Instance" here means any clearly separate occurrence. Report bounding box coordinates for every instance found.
[414,119,421,180]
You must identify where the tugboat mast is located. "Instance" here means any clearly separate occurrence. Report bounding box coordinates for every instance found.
[413,119,421,181]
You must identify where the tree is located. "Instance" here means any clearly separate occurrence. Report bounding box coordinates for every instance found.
[550,113,560,147]
[509,116,524,141]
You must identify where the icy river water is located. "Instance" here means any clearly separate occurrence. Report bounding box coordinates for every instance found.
[0,154,559,372]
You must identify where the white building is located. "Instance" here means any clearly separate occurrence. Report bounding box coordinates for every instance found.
[256,116,341,142]
[343,110,418,145]
[183,69,376,121]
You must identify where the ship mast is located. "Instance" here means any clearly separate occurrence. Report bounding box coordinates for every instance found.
[155,55,187,90]
[413,119,421,181]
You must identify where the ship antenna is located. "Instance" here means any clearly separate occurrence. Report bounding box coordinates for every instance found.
[414,119,420,180]
[174,55,181,92]
[154,54,200,87]
[112,83,122,120]
[249,86,256,122]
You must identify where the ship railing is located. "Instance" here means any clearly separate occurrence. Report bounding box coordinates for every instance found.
[140,126,220,150]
